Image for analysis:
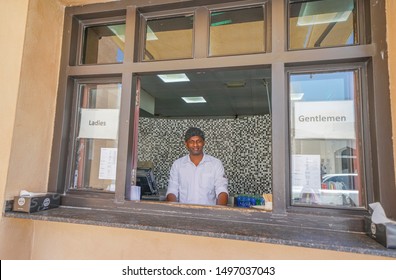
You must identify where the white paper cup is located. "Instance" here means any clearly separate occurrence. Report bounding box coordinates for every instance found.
[127,186,141,200]
[264,201,272,211]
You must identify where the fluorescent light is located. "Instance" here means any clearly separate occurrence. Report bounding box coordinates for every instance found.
[290,93,304,101]
[158,74,190,83]
[182,97,206,103]
[211,19,232,27]
[226,81,246,88]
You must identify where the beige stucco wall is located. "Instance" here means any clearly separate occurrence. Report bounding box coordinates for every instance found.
[0,0,33,260]
[0,1,28,199]
[0,0,395,260]
[4,0,63,199]
[26,219,391,260]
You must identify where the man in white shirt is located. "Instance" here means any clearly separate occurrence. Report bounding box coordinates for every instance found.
[166,127,229,205]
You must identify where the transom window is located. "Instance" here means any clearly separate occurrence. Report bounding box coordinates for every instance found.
[81,22,126,64]
[288,0,358,50]
[209,5,266,56]
[142,14,194,61]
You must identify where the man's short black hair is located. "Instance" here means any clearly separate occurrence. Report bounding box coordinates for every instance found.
[184,127,205,142]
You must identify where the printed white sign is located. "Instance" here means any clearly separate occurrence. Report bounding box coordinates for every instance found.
[294,101,355,139]
[99,148,117,180]
[291,154,321,189]
[78,109,119,140]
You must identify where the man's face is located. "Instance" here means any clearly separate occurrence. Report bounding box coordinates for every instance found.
[185,136,205,156]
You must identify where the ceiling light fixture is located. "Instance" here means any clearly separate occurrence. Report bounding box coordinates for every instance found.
[182,97,206,103]
[158,73,190,83]
[226,81,246,88]
[211,19,232,27]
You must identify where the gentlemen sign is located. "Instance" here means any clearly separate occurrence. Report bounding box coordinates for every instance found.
[78,109,119,140]
[294,100,355,139]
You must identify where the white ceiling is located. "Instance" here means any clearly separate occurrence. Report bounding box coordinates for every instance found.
[139,67,272,118]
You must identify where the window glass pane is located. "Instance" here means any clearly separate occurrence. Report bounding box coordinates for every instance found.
[288,0,357,50]
[289,70,365,208]
[82,23,125,64]
[143,15,194,61]
[209,6,265,56]
[137,68,272,206]
[71,83,121,192]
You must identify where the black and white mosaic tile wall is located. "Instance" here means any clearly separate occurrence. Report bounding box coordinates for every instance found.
[137,115,272,195]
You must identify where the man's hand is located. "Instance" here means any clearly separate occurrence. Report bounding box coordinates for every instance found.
[216,192,228,206]
[166,193,178,202]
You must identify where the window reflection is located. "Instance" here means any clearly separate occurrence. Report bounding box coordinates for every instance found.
[288,0,357,50]
[143,15,194,61]
[82,23,125,64]
[289,70,365,208]
[71,83,121,192]
[209,6,266,56]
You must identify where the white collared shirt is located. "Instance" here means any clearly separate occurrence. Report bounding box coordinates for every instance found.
[166,154,228,205]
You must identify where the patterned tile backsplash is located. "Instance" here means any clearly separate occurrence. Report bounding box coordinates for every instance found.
[138,115,272,195]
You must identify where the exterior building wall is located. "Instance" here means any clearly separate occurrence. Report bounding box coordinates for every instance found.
[28,220,391,260]
[0,0,33,260]
[0,0,395,260]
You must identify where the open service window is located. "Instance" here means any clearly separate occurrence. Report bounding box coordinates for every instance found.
[288,68,367,209]
[136,67,272,204]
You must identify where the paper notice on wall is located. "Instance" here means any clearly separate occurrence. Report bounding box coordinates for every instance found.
[294,101,355,139]
[78,109,119,140]
[99,148,117,180]
[291,154,321,190]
